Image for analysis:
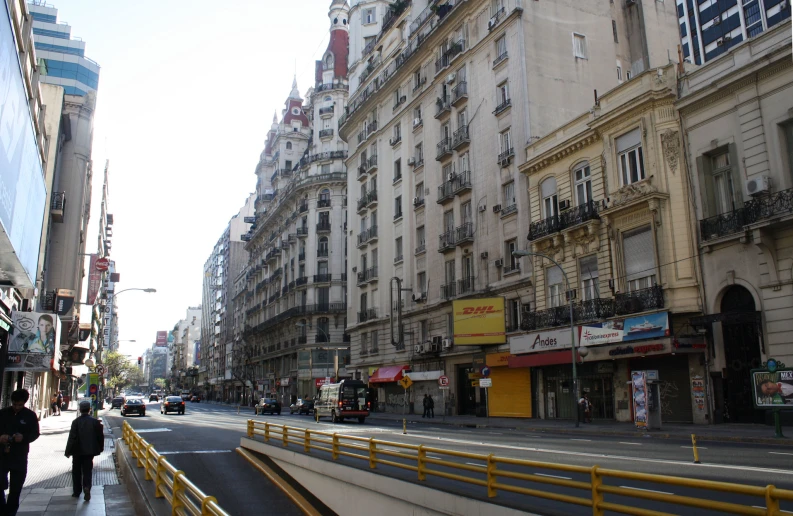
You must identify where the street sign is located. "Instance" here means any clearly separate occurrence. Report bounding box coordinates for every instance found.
[471,380,479,387]
[95,365,105,375]
[480,366,491,378]
[438,375,449,387]
[479,378,492,388]
[95,257,110,272]
[399,376,413,390]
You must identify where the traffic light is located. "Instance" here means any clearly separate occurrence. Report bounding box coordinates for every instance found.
[138,357,142,366]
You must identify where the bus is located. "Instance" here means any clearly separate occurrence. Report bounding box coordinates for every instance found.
[314,380,370,424]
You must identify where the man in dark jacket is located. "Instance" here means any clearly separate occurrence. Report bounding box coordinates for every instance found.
[427,394,435,418]
[65,401,104,501]
[0,389,40,516]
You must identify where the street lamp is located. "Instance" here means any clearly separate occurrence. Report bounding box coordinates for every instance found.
[513,249,580,428]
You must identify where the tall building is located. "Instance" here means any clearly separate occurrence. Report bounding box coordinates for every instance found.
[170,307,202,393]
[340,0,681,415]
[676,0,790,65]
[241,0,351,405]
[27,2,100,96]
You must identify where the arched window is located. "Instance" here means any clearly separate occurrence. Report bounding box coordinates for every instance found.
[325,54,334,67]
[286,142,292,150]
[319,188,331,204]
[573,162,592,206]
[541,177,558,219]
[324,96,332,102]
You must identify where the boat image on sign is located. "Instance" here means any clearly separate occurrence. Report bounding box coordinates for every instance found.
[627,320,662,334]
[314,379,370,424]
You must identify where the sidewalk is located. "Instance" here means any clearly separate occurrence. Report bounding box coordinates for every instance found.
[366,411,793,446]
[10,408,136,516]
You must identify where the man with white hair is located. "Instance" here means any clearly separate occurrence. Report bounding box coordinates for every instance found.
[65,401,104,501]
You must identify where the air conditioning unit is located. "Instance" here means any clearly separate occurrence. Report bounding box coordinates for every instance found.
[494,259,504,267]
[478,205,487,213]
[413,197,420,206]
[500,157,512,168]
[413,118,422,127]
[445,73,456,84]
[746,176,771,196]
[488,19,496,30]
[412,292,425,302]
[442,338,453,350]
[559,199,571,211]
[480,251,489,259]
[407,157,416,166]
[414,344,423,353]
[400,96,406,103]
[713,16,721,25]
[493,204,502,213]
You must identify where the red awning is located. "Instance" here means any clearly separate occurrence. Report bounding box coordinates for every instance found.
[368,365,409,384]
[508,350,573,368]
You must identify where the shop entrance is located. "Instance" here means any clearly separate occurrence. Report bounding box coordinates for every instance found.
[457,365,478,415]
[543,364,614,420]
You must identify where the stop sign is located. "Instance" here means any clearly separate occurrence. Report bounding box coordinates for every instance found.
[95,258,110,271]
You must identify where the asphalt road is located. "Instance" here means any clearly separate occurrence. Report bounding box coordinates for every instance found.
[107,401,793,515]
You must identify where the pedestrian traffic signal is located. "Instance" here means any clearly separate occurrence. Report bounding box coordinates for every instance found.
[138,357,142,365]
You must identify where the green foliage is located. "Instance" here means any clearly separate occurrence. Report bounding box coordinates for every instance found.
[104,350,143,394]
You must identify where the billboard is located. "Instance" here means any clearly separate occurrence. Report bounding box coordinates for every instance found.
[453,298,506,345]
[578,312,670,346]
[7,311,61,371]
[510,327,573,355]
[86,254,102,304]
[0,3,47,287]
[752,369,793,408]
[155,331,168,346]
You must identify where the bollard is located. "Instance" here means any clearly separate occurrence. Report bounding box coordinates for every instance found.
[403,418,407,435]
[691,434,701,464]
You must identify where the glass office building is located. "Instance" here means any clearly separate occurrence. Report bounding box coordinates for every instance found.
[27,2,99,96]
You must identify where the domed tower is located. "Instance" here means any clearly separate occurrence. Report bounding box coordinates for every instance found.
[317,0,349,85]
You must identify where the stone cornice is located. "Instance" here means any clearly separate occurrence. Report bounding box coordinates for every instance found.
[521,131,600,175]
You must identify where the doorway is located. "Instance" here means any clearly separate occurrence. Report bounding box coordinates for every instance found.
[457,365,477,415]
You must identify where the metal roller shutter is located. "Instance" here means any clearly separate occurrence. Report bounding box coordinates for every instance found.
[488,367,532,418]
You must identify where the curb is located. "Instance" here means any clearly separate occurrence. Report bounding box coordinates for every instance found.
[115,438,158,516]
[367,415,793,447]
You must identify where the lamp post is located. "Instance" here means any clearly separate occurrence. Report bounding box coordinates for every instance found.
[512,250,580,427]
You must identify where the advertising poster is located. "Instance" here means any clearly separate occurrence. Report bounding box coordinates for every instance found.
[155,331,168,347]
[86,254,102,304]
[752,369,793,408]
[632,371,648,429]
[7,311,61,371]
[691,375,705,411]
[453,298,506,345]
[579,312,670,345]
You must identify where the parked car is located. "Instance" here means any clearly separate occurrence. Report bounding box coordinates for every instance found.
[190,395,200,402]
[121,398,146,417]
[289,399,314,415]
[255,398,281,415]
[161,396,186,415]
[149,394,159,402]
[111,397,125,409]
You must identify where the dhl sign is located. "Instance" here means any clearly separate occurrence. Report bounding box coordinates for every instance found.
[452,298,506,346]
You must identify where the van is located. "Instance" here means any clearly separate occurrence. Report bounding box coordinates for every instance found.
[314,380,370,424]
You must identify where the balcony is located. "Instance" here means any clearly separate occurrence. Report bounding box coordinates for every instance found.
[521,298,616,331]
[394,209,403,221]
[498,147,515,167]
[317,197,331,209]
[452,170,472,195]
[366,154,378,173]
[317,248,329,258]
[367,120,378,135]
[389,134,402,146]
[434,54,450,75]
[357,308,377,323]
[298,335,308,344]
[241,233,251,242]
[288,233,296,243]
[494,98,512,116]
[394,253,403,263]
[435,96,451,119]
[455,222,474,246]
[314,81,348,93]
[528,200,600,241]
[393,95,406,112]
[313,274,332,283]
[298,252,305,262]
[699,187,793,241]
[436,138,452,161]
[51,191,65,223]
[272,267,283,278]
[438,229,456,252]
[413,197,425,209]
[282,285,289,296]
[451,81,468,107]
[295,277,308,287]
[357,165,368,181]
[415,241,426,255]
[357,130,366,144]
[441,282,457,300]
[393,169,402,184]
[437,181,454,204]
[296,226,309,237]
[357,271,366,285]
[446,39,465,62]
[299,200,309,213]
[319,106,334,118]
[316,221,332,233]
[615,285,664,316]
[493,51,508,68]
[319,128,334,139]
[357,225,378,247]
[281,240,289,250]
[366,189,378,207]
[457,276,475,295]
[501,203,517,217]
[289,280,296,290]
[365,266,378,283]
[452,125,470,150]
[503,262,520,276]
[357,196,368,213]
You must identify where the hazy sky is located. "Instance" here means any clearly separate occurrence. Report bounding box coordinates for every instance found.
[59,0,335,360]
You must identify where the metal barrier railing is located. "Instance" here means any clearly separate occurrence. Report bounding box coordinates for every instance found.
[246,420,793,516]
[122,421,229,516]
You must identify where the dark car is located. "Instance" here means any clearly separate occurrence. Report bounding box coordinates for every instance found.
[111,396,125,409]
[121,398,146,417]
[290,399,314,415]
[161,396,185,415]
[256,398,281,415]
[149,394,159,402]
[190,395,200,402]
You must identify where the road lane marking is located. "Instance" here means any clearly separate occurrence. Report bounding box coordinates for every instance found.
[465,462,486,468]
[619,442,641,446]
[621,486,673,495]
[681,446,708,449]
[570,439,591,442]
[427,455,443,460]
[535,473,572,480]
[488,432,504,435]
[752,506,793,514]
[134,428,171,433]
[158,450,232,455]
[769,452,793,456]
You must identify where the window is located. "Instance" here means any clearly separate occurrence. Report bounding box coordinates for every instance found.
[541,176,558,219]
[360,292,368,311]
[321,164,331,174]
[413,70,423,90]
[496,35,507,58]
[459,152,470,173]
[371,248,378,267]
[395,237,403,259]
[623,225,656,292]
[394,195,403,219]
[441,122,451,142]
[445,260,456,283]
[506,239,518,270]
[417,271,426,294]
[497,81,510,105]
[317,317,330,342]
[420,320,428,343]
[617,66,622,81]
[394,158,402,182]
[503,182,516,209]
[360,252,368,272]
[285,160,292,171]
[415,182,424,202]
[360,332,369,354]
[363,8,375,24]
[415,142,424,163]
[784,122,793,177]
[574,163,592,205]
[579,254,599,301]
[443,210,455,232]
[414,106,422,122]
[457,109,468,130]
[573,33,588,59]
[612,20,618,43]
[318,236,329,254]
[370,330,379,353]
[547,266,564,308]
[442,163,454,182]
[286,142,292,150]
[393,124,401,141]
[416,226,425,247]
[617,128,645,185]
[508,299,520,331]
[499,129,512,154]
[711,151,735,215]
[461,201,472,224]
[318,211,330,226]
[626,71,632,80]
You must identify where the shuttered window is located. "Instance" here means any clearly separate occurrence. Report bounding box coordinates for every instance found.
[623,225,656,291]
[547,266,563,308]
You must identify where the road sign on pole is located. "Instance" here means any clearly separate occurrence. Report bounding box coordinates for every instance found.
[399,376,413,390]
[479,378,492,388]
[438,375,449,387]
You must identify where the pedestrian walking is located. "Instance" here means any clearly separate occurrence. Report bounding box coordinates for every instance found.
[0,389,40,516]
[422,394,429,418]
[65,401,104,501]
[578,393,592,423]
[56,391,64,413]
[428,394,435,418]
[50,394,60,416]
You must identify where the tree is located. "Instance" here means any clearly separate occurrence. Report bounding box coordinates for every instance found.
[154,378,166,390]
[231,341,256,406]
[104,351,143,396]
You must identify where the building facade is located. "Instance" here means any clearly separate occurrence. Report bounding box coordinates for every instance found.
[340,0,681,415]
[242,0,351,406]
[678,21,793,424]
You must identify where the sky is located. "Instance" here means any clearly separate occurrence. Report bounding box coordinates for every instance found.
[56,0,336,360]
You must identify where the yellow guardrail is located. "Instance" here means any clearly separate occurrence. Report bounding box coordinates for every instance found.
[122,421,230,516]
[246,420,793,516]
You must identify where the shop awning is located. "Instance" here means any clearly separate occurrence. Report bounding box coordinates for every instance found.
[509,350,573,368]
[368,365,409,384]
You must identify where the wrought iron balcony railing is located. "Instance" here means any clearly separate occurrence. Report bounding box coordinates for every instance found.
[317,198,331,208]
[415,241,426,255]
[436,137,452,160]
[451,81,468,105]
[319,128,334,139]
[316,221,332,232]
[317,248,329,258]
[313,274,331,283]
[494,98,511,115]
[452,125,470,149]
[614,285,664,316]
[520,298,616,331]
[413,196,425,208]
[528,200,600,241]
[366,154,378,172]
[438,229,456,252]
[296,226,309,237]
[699,187,793,241]
[435,96,451,118]
[295,277,308,287]
[455,222,474,245]
[357,308,377,323]
[366,189,378,207]
[319,106,334,117]
[457,276,474,295]
[51,191,66,223]
[299,201,309,213]
[493,51,508,67]
[441,282,457,300]
[452,170,472,195]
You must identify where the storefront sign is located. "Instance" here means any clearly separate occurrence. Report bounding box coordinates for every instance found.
[315,378,328,388]
[405,371,443,381]
[579,312,670,345]
[752,359,793,408]
[453,298,506,345]
[608,343,665,356]
[673,338,707,351]
[485,352,513,367]
[510,328,573,355]
[632,371,648,429]
[6,311,61,370]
